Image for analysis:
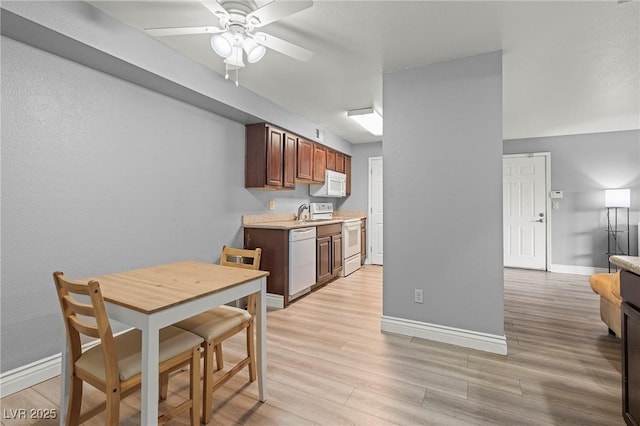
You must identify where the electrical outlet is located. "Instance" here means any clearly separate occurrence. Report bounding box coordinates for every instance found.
[414,289,424,304]
[268,200,276,211]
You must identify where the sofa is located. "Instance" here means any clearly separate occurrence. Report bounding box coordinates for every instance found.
[589,271,621,337]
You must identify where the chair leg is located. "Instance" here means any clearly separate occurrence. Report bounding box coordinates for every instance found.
[159,371,169,401]
[246,322,257,382]
[104,386,121,426]
[202,341,215,425]
[67,376,83,426]
[189,347,201,426]
[215,344,224,370]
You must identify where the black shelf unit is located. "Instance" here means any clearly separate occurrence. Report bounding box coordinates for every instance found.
[607,207,630,272]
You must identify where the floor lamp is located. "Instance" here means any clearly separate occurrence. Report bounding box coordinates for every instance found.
[605,188,631,272]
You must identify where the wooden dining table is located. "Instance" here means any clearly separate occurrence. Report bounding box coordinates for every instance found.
[59,260,269,426]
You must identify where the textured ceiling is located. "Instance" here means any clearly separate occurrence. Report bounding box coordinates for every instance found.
[89,0,640,144]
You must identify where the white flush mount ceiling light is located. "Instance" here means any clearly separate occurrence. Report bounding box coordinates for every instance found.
[347,107,383,136]
[145,1,314,87]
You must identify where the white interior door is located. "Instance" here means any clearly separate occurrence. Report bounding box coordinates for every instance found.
[503,155,547,270]
[369,157,383,265]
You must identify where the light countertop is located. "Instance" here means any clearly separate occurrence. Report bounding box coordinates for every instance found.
[610,256,640,276]
[242,211,366,230]
[243,218,347,230]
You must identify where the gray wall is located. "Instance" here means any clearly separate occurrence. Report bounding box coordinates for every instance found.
[0,2,360,373]
[0,35,343,372]
[504,130,640,268]
[338,141,383,213]
[382,52,504,336]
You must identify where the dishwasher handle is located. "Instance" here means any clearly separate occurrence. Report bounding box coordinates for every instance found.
[290,227,317,241]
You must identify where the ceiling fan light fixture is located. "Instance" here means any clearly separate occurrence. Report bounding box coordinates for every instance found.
[224,46,245,68]
[243,37,266,63]
[211,32,234,58]
[347,107,383,136]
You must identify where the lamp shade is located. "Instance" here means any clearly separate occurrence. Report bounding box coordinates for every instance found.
[243,37,266,63]
[605,188,631,208]
[211,32,234,58]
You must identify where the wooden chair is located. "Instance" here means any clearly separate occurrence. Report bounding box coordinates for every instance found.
[165,246,262,424]
[53,271,203,426]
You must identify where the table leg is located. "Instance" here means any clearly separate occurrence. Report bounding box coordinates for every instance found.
[140,326,160,425]
[256,277,267,402]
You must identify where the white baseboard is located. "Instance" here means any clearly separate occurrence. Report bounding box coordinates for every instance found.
[380,315,508,355]
[0,353,62,398]
[549,264,608,275]
[0,330,127,398]
[266,293,284,309]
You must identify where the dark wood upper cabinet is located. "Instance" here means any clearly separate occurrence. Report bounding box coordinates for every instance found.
[284,133,296,188]
[326,149,336,171]
[245,123,295,189]
[266,126,284,186]
[313,144,326,182]
[335,152,345,173]
[246,122,351,191]
[296,138,314,182]
[345,155,352,195]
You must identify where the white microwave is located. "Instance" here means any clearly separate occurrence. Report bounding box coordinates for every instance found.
[309,170,346,198]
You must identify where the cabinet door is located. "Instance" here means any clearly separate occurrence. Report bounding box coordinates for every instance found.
[284,133,296,188]
[345,155,352,195]
[326,149,336,171]
[266,126,284,187]
[313,145,327,182]
[296,138,314,181]
[317,236,332,283]
[332,233,343,277]
[336,153,345,173]
[361,219,367,261]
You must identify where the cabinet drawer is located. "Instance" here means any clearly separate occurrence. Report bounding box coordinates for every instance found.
[317,223,342,238]
[621,270,640,309]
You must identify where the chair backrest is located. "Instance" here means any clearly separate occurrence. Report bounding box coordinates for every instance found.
[220,246,262,271]
[53,272,119,383]
[220,246,262,314]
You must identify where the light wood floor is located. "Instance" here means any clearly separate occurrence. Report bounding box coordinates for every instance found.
[1,266,623,425]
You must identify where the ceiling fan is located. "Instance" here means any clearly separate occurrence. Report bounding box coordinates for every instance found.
[145,0,314,85]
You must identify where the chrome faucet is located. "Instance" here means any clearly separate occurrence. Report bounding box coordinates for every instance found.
[297,203,309,221]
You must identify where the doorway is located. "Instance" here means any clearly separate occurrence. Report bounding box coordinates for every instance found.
[368,157,383,265]
[503,153,551,270]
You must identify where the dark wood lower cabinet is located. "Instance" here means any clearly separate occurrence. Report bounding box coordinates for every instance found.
[621,269,640,426]
[316,223,343,286]
[244,228,291,307]
[333,233,343,277]
[316,236,332,283]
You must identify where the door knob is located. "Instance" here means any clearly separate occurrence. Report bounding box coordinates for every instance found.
[531,219,544,223]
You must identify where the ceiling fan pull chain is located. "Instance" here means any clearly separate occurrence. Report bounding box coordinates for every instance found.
[235,68,239,87]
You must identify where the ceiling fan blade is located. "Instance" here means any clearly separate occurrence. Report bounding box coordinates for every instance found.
[254,32,313,62]
[246,0,313,27]
[145,25,225,37]
[200,0,230,19]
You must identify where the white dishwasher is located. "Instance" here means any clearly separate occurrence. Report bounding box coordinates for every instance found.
[289,227,317,301]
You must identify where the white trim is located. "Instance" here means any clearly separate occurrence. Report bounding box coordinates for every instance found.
[368,156,383,265]
[548,264,608,275]
[380,315,508,355]
[0,352,62,398]
[503,152,552,271]
[266,293,284,309]
[0,329,130,398]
